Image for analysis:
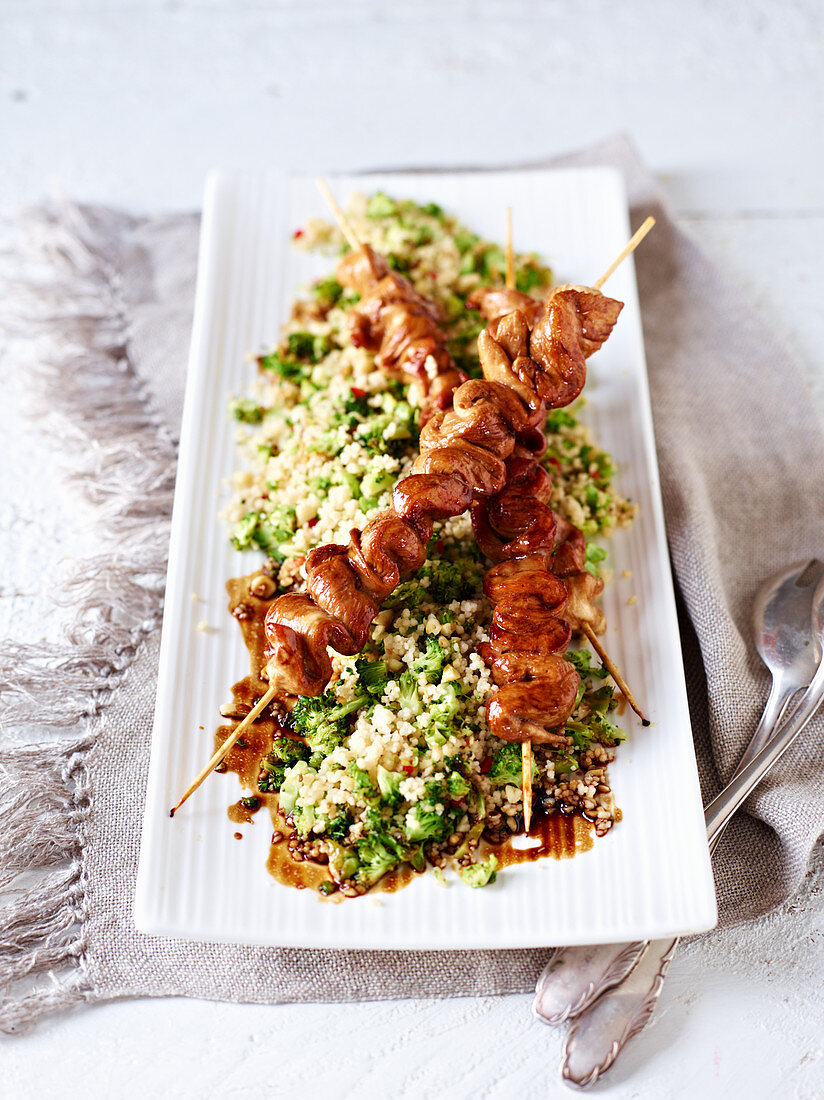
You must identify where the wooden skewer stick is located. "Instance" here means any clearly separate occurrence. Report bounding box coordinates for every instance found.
[504,206,534,831]
[581,622,649,725]
[314,177,381,279]
[169,682,279,817]
[593,216,655,291]
[505,206,516,292]
[315,177,362,253]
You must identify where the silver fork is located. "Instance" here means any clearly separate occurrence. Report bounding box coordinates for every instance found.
[562,646,824,1087]
[531,558,824,1083]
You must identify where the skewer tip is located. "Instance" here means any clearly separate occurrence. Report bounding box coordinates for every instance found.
[168,808,176,818]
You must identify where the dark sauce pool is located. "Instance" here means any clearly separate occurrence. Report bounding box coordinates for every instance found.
[219,571,599,900]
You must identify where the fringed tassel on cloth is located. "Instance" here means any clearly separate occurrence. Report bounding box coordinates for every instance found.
[0,741,95,1032]
[0,199,177,1030]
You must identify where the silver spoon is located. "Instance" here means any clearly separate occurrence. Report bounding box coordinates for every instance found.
[558,560,824,1087]
[532,558,824,1029]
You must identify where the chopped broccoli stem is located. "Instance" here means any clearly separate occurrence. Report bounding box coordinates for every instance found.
[228,397,264,424]
[397,671,423,716]
[460,854,499,888]
[403,804,449,843]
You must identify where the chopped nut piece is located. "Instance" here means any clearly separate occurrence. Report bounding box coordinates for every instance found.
[249,574,277,599]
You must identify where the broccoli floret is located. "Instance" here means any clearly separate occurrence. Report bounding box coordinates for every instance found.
[460,854,499,888]
[287,331,331,363]
[425,725,448,749]
[290,692,347,762]
[328,841,360,882]
[488,743,538,786]
[586,684,615,714]
[431,682,464,725]
[588,712,627,747]
[342,389,370,417]
[397,671,423,716]
[257,350,308,381]
[228,396,265,424]
[272,736,310,766]
[355,837,402,887]
[420,559,482,604]
[258,736,311,792]
[360,467,395,500]
[454,229,479,254]
[445,771,471,799]
[325,811,352,843]
[311,277,343,306]
[421,201,444,220]
[355,814,409,886]
[515,267,541,294]
[258,763,287,793]
[564,723,591,752]
[291,803,316,838]
[230,506,297,557]
[412,636,446,684]
[277,761,313,815]
[308,426,347,457]
[289,693,340,740]
[381,579,427,611]
[403,804,449,843]
[545,409,577,433]
[423,777,448,803]
[366,192,399,218]
[340,470,363,499]
[376,764,403,806]
[256,506,296,551]
[290,687,373,768]
[426,561,464,603]
[355,656,389,696]
[347,760,378,799]
[564,648,608,679]
[424,682,466,748]
[307,474,332,495]
[230,512,260,551]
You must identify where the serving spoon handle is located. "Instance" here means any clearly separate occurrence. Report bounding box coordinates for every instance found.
[533,681,802,1029]
[556,670,824,1087]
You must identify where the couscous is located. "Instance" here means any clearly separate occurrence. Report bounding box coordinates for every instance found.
[221,193,637,896]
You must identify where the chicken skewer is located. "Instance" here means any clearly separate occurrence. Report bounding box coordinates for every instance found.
[170,202,652,817]
[319,179,466,423]
[481,213,653,829]
[171,187,468,818]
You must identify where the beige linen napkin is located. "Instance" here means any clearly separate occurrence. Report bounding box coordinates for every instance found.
[2,137,823,1030]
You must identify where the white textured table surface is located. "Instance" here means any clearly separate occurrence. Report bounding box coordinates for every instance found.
[2,2,824,1097]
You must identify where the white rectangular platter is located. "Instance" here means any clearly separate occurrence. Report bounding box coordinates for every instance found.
[135,167,717,949]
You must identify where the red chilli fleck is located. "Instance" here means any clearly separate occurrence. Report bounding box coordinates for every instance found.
[480,756,492,774]
[547,457,561,472]
[402,765,415,775]
[293,228,304,239]
[351,386,367,399]
[307,517,319,528]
